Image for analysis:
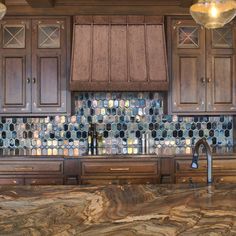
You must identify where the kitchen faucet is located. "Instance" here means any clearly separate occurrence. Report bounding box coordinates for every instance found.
[191,138,213,184]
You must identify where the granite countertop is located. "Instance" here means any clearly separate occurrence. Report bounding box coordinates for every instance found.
[0,184,236,235]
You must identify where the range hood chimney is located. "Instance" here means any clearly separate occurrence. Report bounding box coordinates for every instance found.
[70,15,168,91]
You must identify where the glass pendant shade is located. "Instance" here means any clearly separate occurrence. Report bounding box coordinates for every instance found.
[190,0,236,29]
[0,3,6,20]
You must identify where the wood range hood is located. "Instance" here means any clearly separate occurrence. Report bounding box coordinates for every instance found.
[70,15,168,91]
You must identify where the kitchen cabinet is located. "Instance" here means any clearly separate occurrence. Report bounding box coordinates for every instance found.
[175,156,236,184]
[80,158,160,184]
[0,17,70,115]
[168,16,236,114]
[0,157,64,185]
[71,15,168,91]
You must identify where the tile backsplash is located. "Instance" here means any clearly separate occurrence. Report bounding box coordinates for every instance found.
[0,92,233,156]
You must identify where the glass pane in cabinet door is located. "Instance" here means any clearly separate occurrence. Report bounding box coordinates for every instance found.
[38,24,60,48]
[3,25,25,48]
[212,27,233,48]
[177,26,199,48]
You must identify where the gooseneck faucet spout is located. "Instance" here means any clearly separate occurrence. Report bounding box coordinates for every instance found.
[191,138,213,184]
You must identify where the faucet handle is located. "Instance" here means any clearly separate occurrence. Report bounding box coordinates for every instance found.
[191,161,198,169]
[191,153,199,169]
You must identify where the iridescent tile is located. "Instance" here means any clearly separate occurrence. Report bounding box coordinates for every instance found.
[125,100,130,108]
[119,100,125,108]
[108,100,114,108]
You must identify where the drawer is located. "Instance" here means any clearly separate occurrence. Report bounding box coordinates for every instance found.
[214,175,236,184]
[81,161,158,176]
[0,161,63,174]
[176,159,236,172]
[0,178,24,185]
[81,177,158,185]
[175,175,207,184]
[25,178,63,185]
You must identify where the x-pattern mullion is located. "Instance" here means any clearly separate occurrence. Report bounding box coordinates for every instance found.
[213,28,231,46]
[39,25,59,47]
[179,27,198,47]
[4,26,24,47]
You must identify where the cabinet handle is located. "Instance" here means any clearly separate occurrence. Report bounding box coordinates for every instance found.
[32,78,36,83]
[12,180,17,184]
[27,78,31,83]
[31,180,36,184]
[109,168,130,171]
[14,167,34,171]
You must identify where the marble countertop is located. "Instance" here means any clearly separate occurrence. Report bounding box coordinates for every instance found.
[0,184,236,235]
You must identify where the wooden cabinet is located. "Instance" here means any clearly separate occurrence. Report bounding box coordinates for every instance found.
[175,156,236,184]
[71,15,168,91]
[0,17,70,115]
[80,158,160,184]
[0,157,64,185]
[168,16,236,114]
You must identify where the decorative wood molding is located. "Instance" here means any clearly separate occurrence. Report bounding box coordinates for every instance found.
[25,0,55,8]
[179,0,194,8]
[4,0,191,15]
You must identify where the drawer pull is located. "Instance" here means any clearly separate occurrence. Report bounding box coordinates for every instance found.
[14,167,34,171]
[109,168,130,171]
[13,180,17,184]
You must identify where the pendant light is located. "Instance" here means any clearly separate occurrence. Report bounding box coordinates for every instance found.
[190,0,236,29]
[0,2,6,20]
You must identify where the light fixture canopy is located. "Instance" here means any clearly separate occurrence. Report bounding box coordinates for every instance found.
[190,0,236,29]
[0,2,6,20]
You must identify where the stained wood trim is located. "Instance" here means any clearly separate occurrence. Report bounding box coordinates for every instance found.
[74,15,164,24]
[25,0,55,8]
[70,81,168,91]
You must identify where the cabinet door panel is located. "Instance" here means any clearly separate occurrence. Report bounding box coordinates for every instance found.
[0,19,31,114]
[207,54,236,112]
[0,56,30,113]
[32,19,68,114]
[206,25,236,113]
[169,18,205,113]
[172,54,205,112]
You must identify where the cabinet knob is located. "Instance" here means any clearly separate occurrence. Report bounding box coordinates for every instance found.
[27,78,31,83]
[200,77,206,85]
[207,77,211,83]
[32,78,36,83]
[13,180,17,184]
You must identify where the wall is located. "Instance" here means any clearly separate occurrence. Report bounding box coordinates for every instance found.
[0,92,233,156]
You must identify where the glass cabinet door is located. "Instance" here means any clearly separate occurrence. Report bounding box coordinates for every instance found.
[2,23,26,48]
[177,26,200,48]
[38,23,61,48]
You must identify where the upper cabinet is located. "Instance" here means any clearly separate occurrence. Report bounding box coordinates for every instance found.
[168,16,236,114]
[0,17,70,116]
[70,16,168,91]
